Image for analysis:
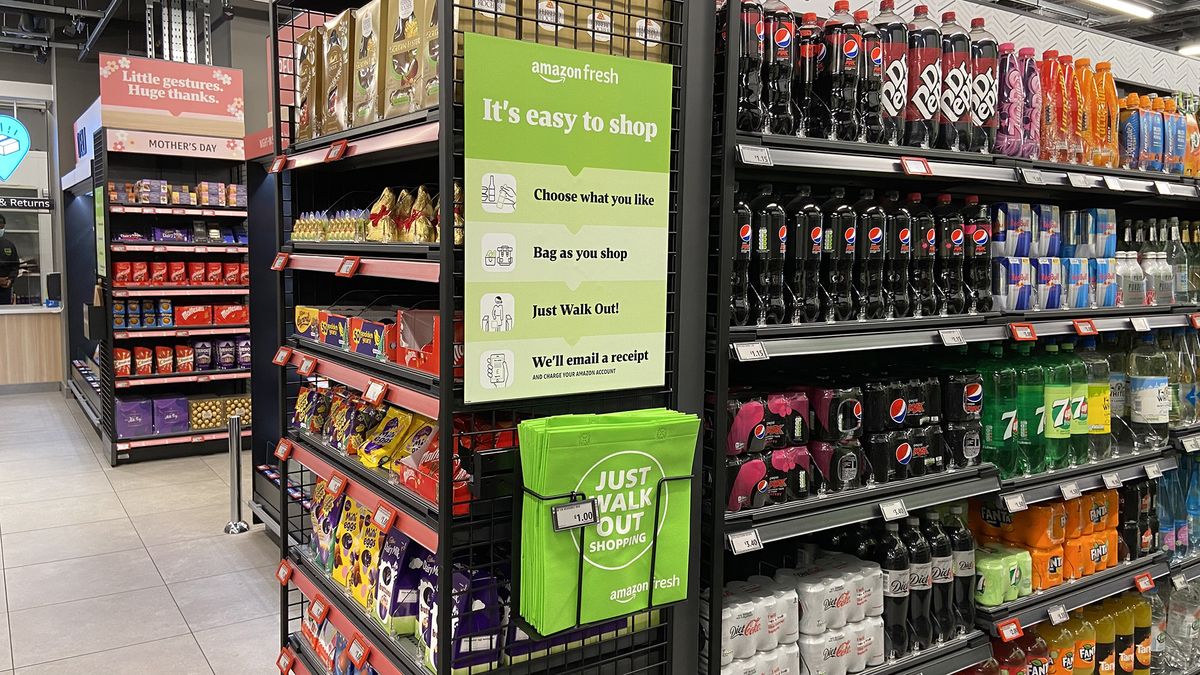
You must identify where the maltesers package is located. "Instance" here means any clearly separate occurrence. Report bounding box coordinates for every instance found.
[295,26,324,142]
[383,0,424,117]
[322,10,355,135]
[352,0,385,127]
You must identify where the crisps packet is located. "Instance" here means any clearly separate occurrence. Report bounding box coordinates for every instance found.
[452,182,465,245]
[359,407,415,469]
[293,386,318,430]
[365,187,399,243]
[409,186,437,243]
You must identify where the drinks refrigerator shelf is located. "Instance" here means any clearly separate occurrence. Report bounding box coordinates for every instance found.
[996,451,1176,507]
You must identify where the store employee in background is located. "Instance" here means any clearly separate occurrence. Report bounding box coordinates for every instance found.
[0,215,18,304]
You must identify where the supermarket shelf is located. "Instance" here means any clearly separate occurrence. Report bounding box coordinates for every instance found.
[1171,424,1200,453]
[287,241,443,260]
[286,345,440,419]
[291,336,440,390]
[109,205,248,217]
[997,451,1177,507]
[113,325,249,339]
[115,369,250,388]
[286,427,439,552]
[288,549,424,675]
[739,308,1195,359]
[866,631,991,675]
[1169,553,1200,583]
[114,427,251,451]
[729,312,993,342]
[287,634,321,675]
[975,552,1170,636]
[282,252,440,284]
[111,286,249,297]
[724,464,1001,548]
[282,110,440,170]
[110,242,248,253]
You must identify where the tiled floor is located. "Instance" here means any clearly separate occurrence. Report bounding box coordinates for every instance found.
[0,390,280,674]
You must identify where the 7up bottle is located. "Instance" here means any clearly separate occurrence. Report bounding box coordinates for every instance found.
[1014,342,1047,474]
[1060,340,1090,467]
[1041,340,1073,471]
[982,345,1022,478]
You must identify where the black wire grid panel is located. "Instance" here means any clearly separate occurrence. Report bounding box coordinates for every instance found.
[268,1,692,674]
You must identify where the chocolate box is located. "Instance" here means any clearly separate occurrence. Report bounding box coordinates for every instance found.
[295,305,321,340]
[188,396,226,430]
[319,309,352,349]
[213,304,249,325]
[150,261,168,285]
[153,396,190,434]
[352,0,385,127]
[175,305,213,326]
[187,262,206,284]
[321,10,355,135]
[373,527,421,635]
[396,308,463,377]
[115,398,153,438]
[295,27,324,142]
[131,261,149,286]
[383,0,424,117]
[349,314,398,361]
[205,262,223,285]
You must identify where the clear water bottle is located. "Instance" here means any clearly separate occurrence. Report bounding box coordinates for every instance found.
[1128,332,1170,450]
[1156,252,1177,306]
[1159,474,1178,558]
[1167,582,1196,665]
[1168,218,1191,303]
[1105,331,1133,452]
[1172,328,1198,428]
[1188,460,1200,560]
[1119,251,1147,307]
[1149,587,1173,674]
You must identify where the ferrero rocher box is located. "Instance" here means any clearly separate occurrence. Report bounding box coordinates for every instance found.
[295,27,324,141]
[521,1,577,50]
[629,0,667,62]
[578,1,625,56]
[459,0,517,40]
[321,9,355,135]
[419,0,440,108]
[352,0,385,127]
[383,0,424,117]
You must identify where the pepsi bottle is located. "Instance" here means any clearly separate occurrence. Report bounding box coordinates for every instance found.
[785,186,823,323]
[721,0,766,133]
[908,193,939,317]
[874,0,908,146]
[763,0,795,135]
[922,509,955,644]
[901,516,935,652]
[822,187,857,321]
[878,521,911,660]
[732,189,753,326]
[968,17,999,153]
[882,190,913,318]
[936,12,971,151]
[793,12,823,137]
[905,5,941,148]
[856,10,884,143]
[815,0,862,141]
[750,184,788,325]
[933,193,967,315]
[854,188,887,320]
[962,195,993,313]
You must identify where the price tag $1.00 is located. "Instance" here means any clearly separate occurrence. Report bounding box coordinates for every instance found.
[552,499,598,532]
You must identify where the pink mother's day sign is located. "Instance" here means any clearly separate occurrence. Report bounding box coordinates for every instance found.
[99,53,245,138]
[107,129,245,160]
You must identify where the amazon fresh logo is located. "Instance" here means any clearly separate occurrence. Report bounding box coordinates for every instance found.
[531,60,620,85]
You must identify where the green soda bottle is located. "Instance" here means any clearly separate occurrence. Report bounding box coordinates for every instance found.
[1077,336,1113,462]
[1060,340,1091,467]
[1015,342,1048,474]
[1042,340,1074,470]
[982,345,1023,478]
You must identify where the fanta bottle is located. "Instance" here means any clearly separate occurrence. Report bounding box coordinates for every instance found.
[1063,536,1088,581]
[1016,629,1052,675]
[1059,54,1082,163]
[994,638,1030,675]
[1074,58,1097,165]
[1185,98,1200,177]
[1038,621,1077,674]
[1087,602,1117,675]
[1064,497,1083,539]
[1040,51,1064,162]
[1095,62,1119,168]
[1065,612,1096,675]
[1128,592,1151,675]
[1107,596,1136,674]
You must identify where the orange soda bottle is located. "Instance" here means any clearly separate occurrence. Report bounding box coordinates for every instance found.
[1067,611,1096,675]
[1128,591,1150,675]
[1105,596,1135,674]
[1040,51,1064,162]
[1085,602,1116,675]
[1074,58,1097,165]
[1059,55,1082,163]
[1038,621,1077,674]
[1185,96,1200,177]
[1094,62,1119,167]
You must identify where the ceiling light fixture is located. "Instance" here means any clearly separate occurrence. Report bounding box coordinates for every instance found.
[1179,43,1200,56]
[1078,0,1154,19]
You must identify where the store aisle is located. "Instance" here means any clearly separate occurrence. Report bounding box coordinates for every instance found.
[0,391,279,674]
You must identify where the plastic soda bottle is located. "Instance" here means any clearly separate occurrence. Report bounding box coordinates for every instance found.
[1108,596,1136,674]
[1042,340,1074,470]
[1094,62,1119,168]
[1130,592,1152,675]
[1077,337,1113,461]
[1015,630,1051,675]
[994,43,1024,157]
[1067,612,1097,675]
[1060,340,1090,467]
[1128,332,1170,450]
[1019,47,1042,159]
[1074,58,1097,165]
[983,344,1023,477]
[994,639,1029,675]
[1039,621,1077,674]
[1087,602,1117,675]
[1015,342,1048,473]
[1059,54,1082,163]
[1039,51,1064,162]
[1186,98,1200,177]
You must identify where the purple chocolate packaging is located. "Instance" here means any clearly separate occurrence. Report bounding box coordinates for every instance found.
[152,227,190,242]
[153,396,190,434]
[192,340,214,370]
[235,336,251,369]
[373,527,421,636]
[115,398,153,438]
[418,556,501,671]
[214,339,236,370]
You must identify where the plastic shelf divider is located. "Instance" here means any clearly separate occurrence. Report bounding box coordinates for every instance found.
[286,347,440,419]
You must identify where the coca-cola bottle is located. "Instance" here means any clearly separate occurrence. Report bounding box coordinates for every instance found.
[901,516,934,651]
[945,505,976,634]
[750,184,788,325]
[962,195,993,313]
[882,191,913,318]
[785,186,823,323]
[732,188,754,326]
[721,0,766,133]
[968,17,999,153]
[793,12,823,137]
[854,188,887,320]
[856,10,884,143]
[907,193,939,317]
[822,187,857,321]
[878,521,911,660]
[936,12,971,151]
[933,193,967,315]
[922,510,955,644]
[904,5,941,148]
[874,0,908,146]
[763,0,795,135]
[816,0,862,141]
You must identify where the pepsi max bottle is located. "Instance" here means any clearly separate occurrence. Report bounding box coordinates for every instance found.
[822,187,857,321]
[874,0,907,146]
[721,0,766,133]
[908,193,938,316]
[882,191,912,318]
[732,189,753,326]
[854,188,887,320]
[785,186,823,323]
[936,12,972,151]
[763,0,795,135]
[815,0,862,141]
[933,193,967,315]
[904,5,941,148]
[962,195,993,313]
[793,12,823,137]
[750,184,788,324]
[855,10,884,143]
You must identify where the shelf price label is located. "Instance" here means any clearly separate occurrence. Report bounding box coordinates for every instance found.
[296,356,317,377]
[1009,323,1038,342]
[1173,574,1189,590]
[372,502,398,532]
[270,252,290,271]
[880,498,908,521]
[900,156,932,176]
[732,341,769,362]
[1067,173,1092,189]
[273,439,293,461]
[334,256,361,277]
[326,471,348,499]
[1146,463,1163,479]
[998,618,1024,642]
[552,498,599,532]
[269,156,288,173]
[728,529,763,555]
[347,634,370,669]
[361,379,387,406]
[1183,436,1200,453]
[324,139,349,163]
[1048,604,1069,625]
[1003,493,1028,513]
[276,648,296,673]
[1018,168,1045,185]
[1134,572,1156,593]
[737,145,773,166]
[1103,175,1125,191]
[1131,317,1152,332]
[1060,481,1082,500]
[1191,313,1200,330]
[1103,473,1123,489]
[307,595,330,623]
[1073,319,1098,336]
[1155,180,1174,196]
[272,346,294,366]
[275,559,294,586]
[938,329,966,347]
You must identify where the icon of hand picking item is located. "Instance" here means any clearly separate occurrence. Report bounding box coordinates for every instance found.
[480,173,517,214]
